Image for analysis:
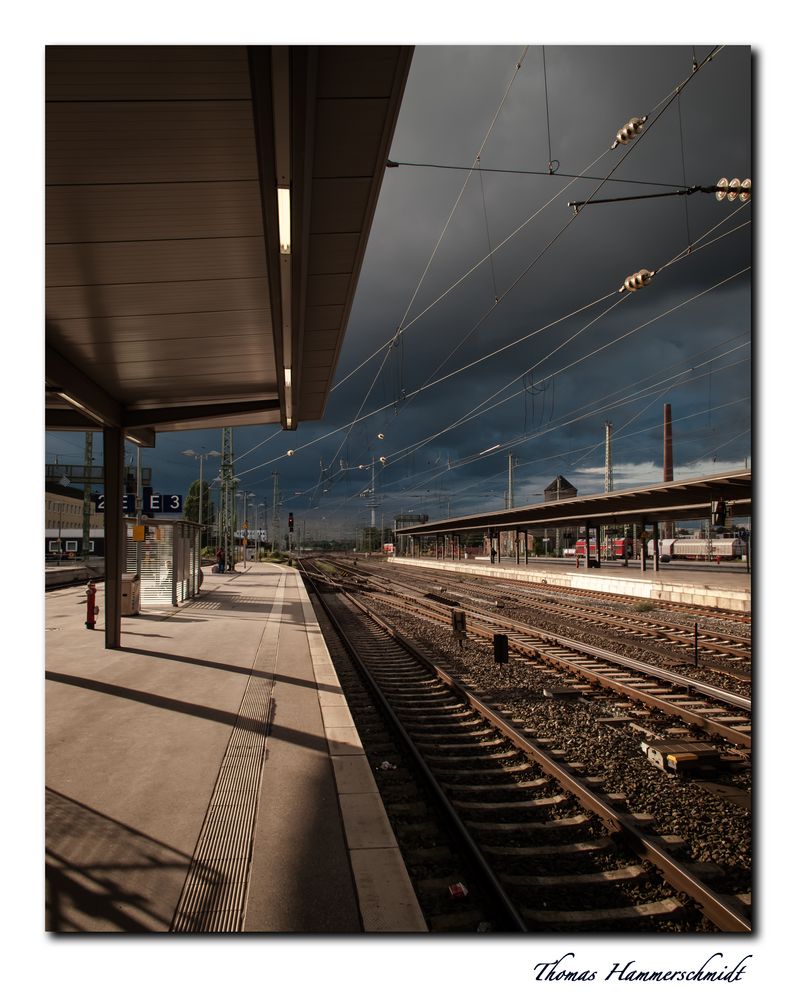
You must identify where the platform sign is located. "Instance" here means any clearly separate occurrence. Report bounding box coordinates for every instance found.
[90,492,182,514]
[92,493,136,513]
[143,488,183,514]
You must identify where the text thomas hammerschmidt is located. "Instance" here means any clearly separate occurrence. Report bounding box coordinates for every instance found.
[533,953,752,983]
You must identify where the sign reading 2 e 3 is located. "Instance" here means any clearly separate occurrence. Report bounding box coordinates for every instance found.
[93,492,183,514]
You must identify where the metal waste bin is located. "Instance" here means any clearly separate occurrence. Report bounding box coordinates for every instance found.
[121,573,141,615]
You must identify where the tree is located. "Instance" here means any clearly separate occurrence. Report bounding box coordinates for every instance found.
[184,480,216,546]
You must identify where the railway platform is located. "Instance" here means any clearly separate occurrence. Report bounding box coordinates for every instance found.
[390,557,751,613]
[45,561,426,933]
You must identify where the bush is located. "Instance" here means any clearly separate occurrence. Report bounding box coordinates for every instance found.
[632,600,656,612]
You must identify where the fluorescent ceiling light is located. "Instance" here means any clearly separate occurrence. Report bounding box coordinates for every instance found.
[284,367,292,388]
[277,186,291,254]
[57,391,103,425]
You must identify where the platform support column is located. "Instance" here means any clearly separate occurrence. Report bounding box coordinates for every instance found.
[515,530,520,564]
[653,521,660,572]
[584,522,591,569]
[524,530,529,564]
[497,531,501,562]
[103,426,125,649]
[640,525,647,572]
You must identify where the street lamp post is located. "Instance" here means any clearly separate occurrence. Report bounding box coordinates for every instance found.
[237,490,255,564]
[257,502,267,559]
[182,448,220,550]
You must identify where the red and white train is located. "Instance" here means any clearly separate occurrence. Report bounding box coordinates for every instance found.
[574,538,635,559]
[646,537,743,560]
[573,536,744,561]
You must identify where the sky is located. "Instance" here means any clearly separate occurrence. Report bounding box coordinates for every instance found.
[44,45,752,538]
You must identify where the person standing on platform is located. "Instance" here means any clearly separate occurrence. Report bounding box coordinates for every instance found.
[216,547,225,574]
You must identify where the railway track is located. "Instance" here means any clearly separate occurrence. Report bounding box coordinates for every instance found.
[302,560,750,933]
[341,560,751,670]
[363,558,751,626]
[324,560,752,748]
[443,582,748,666]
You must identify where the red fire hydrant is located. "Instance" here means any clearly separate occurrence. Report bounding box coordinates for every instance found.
[85,580,100,630]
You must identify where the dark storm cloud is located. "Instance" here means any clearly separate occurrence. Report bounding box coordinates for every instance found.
[46,45,751,537]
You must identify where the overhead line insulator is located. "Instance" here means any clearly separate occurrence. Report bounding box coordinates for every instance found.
[611,115,648,149]
[619,268,655,293]
[715,177,752,203]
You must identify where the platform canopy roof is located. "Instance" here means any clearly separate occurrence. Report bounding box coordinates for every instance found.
[395,469,752,535]
[45,45,412,444]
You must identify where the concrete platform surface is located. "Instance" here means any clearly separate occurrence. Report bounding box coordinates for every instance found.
[390,557,751,613]
[45,561,426,933]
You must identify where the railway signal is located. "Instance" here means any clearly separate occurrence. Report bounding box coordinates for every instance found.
[288,512,294,532]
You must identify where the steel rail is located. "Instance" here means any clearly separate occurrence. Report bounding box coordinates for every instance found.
[341,561,752,703]
[341,583,751,934]
[300,561,529,933]
[325,561,752,712]
[386,592,752,746]
[462,605,752,713]
[442,580,751,655]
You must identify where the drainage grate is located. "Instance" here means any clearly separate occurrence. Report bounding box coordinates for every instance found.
[170,575,285,932]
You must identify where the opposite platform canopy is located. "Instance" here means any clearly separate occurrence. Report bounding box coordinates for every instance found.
[394,469,752,535]
[45,45,412,444]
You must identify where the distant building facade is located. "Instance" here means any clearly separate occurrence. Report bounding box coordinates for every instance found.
[45,484,103,531]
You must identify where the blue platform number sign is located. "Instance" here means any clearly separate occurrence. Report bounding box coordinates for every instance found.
[91,492,182,514]
[147,493,183,514]
[92,493,134,513]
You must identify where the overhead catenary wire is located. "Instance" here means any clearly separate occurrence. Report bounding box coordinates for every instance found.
[236,48,739,499]
[449,384,751,508]
[676,85,693,253]
[687,427,751,468]
[541,46,555,172]
[410,340,751,494]
[235,210,750,485]
[386,160,688,189]
[338,44,726,461]
[384,265,750,478]
[328,44,724,451]
[371,200,751,475]
[323,47,530,468]
[403,377,751,500]
[330,46,529,396]
[325,334,751,511]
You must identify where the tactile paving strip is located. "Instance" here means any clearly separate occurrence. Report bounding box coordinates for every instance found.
[170,574,285,932]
